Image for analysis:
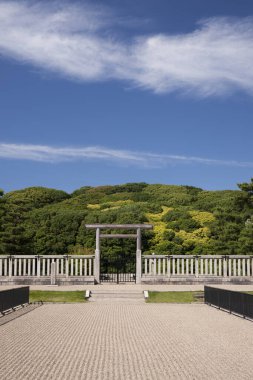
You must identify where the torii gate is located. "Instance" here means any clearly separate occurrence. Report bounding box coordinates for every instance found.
[85,224,153,284]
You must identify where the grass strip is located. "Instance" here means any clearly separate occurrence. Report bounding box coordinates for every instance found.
[146,291,203,303]
[29,290,86,303]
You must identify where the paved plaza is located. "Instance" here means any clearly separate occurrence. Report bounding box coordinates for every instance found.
[1,301,253,379]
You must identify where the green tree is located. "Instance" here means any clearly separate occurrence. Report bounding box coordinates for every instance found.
[0,198,31,254]
[238,217,253,254]
[238,178,253,196]
[27,207,87,255]
[0,189,5,253]
[236,178,253,253]
[1,182,252,256]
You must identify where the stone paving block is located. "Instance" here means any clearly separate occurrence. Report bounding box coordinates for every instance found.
[0,303,253,379]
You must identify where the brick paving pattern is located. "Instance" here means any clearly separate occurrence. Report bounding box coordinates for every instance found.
[1,303,253,380]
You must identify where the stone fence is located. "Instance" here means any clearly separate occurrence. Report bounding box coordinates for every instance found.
[142,255,253,284]
[1,254,253,285]
[0,255,95,285]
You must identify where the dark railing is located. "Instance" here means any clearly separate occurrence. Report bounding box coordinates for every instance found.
[0,287,29,313]
[204,286,253,319]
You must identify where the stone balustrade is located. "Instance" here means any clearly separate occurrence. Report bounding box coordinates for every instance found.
[0,255,95,285]
[142,255,253,283]
[1,254,253,285]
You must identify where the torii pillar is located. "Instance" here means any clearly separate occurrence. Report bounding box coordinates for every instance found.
[136,228,142,284]
[95,227,101,284]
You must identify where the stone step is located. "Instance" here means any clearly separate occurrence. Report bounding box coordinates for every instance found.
[91,293,143,298]
[89,290,145,303]
[91,294,143,299]
[91,290,142,295]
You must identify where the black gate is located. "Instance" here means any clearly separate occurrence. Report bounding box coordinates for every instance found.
[100,253,136,283]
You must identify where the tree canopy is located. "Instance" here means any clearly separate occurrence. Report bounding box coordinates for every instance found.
[0,182,252,256]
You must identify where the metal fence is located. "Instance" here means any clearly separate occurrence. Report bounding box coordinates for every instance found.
[204,286,253,319]
[0,286,29,313]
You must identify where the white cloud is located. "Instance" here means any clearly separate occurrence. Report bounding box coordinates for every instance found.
[0,143,253,168]
[0,1,253,96]
[130,18,253,96]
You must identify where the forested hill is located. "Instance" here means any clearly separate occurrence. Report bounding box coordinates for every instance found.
[0,181,253,256]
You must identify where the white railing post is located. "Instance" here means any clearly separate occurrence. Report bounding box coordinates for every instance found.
[163,258,166,275]
[89,258,91,276]
[13,258,17,276]
[144,258,147,275]
[242,259,246,276]
[8,256,12,278]
[79,259,82,276]
[214,259,217,276]
[219,258,222,276]
[153,257,156,275]
[190,258,194,275]
[228,258,231,277]
[75,259,78,276]
[195,256,199,278]
[238,259,241,276]
[181,258,184,275]
[51,261,56,285]
[209,258,213,275]
[186,258,189,275]
[65,256,69,277]
[37,256,41,277]
[223,256,227,277]
[232,259,236,276]
[167,256,171,276]
[247,258,251,276]
[18,258,22,276]
[84,257,87,276]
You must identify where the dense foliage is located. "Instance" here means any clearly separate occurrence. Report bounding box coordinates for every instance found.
[0,180,252,256]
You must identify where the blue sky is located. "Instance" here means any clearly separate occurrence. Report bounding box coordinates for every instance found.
[0,0,253,193]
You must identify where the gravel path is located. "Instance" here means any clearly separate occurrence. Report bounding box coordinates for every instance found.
[1,303,253,380]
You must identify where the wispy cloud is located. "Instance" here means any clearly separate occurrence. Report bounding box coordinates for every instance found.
[0,1,253,96]
[0,143,253,168]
